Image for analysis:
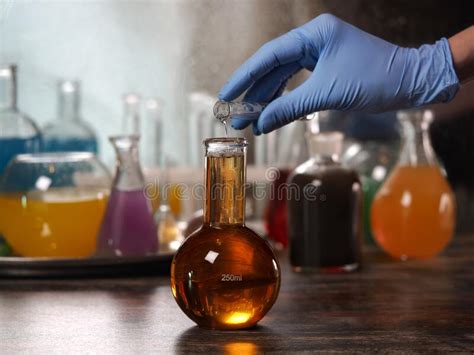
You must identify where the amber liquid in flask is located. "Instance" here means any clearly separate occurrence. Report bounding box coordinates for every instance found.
[371,110,455,260]
[171,138,281,330]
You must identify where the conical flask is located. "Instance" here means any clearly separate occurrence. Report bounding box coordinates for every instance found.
[96,135,158,256]
[371,110,456,260]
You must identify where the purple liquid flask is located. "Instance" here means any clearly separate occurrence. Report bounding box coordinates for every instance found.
[97,135,158,256]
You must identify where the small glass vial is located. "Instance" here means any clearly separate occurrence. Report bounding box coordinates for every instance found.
[42,80,98,153]
[171,137,281,330]
[0,64,41,174]
[288,131,363,272]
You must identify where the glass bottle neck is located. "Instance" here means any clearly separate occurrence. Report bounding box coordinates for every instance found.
[58,81,80,121]
[110,135,145,191]
[306,132,343,165]
[309,153,339,165]
[122,94,140,135]
[398,113,437,166]
[0,66,17,110]
[204,142,247,227]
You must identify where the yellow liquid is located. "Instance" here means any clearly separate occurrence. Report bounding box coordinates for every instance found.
[371,165,455,260]
[0,188,108,257]
[149,183,182,218]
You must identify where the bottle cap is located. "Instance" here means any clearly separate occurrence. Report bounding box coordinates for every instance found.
[306,131,343,158]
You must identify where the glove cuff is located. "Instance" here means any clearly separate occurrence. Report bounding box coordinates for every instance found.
[408,38,460,106]
[436,38,460,102]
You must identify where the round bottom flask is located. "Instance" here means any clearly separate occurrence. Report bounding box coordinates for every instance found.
[171,138,280,330]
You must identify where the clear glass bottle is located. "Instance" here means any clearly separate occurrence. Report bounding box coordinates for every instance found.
[42,80,98,153]
[171,137,281,330]
[288,130,363,272]
[371,110,456,260]
[96,135,158,256]
[142,97,163,169]
[0,64,41,174]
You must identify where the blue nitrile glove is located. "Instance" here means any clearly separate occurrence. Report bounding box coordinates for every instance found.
[219,14,460,135]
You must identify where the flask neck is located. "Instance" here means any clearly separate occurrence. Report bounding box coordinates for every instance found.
[204,138,247,227]
[122,94,140,135]
[306,131,343,165]
[398,111,437,166]
[57,81,80,121]
[0,66,17,110]
[310,154,339,165]
[110,135,145,191]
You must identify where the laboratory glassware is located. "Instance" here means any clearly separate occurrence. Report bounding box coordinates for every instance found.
[213,100,316,125]
[288,130,363,272]
[371,110,455,260]
[97,135,158,256]
[142,97,163,169]
[0,64,41,174]
[122,93,141,135]
[154,157,183,253]
[42,80,98,153]
[0,152,110,257]
[171,137,281,330]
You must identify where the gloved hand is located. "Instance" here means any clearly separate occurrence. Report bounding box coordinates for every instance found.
[219,14,460,135]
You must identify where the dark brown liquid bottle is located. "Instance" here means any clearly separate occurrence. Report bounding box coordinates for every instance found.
[171,137,281,330]
[288,132,363,272]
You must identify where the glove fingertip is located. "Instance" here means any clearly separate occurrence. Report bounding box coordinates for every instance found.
[252,125,262,136]
[257,116,272,134]
[218,87,233,101]
[231,117,252,130]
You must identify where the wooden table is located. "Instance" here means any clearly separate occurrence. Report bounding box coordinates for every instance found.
[0,235,473,353]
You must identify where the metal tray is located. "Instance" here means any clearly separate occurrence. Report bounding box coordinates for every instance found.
[0,252,174,278]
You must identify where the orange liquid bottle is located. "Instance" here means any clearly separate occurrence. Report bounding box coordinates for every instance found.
[371,111,455,260]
